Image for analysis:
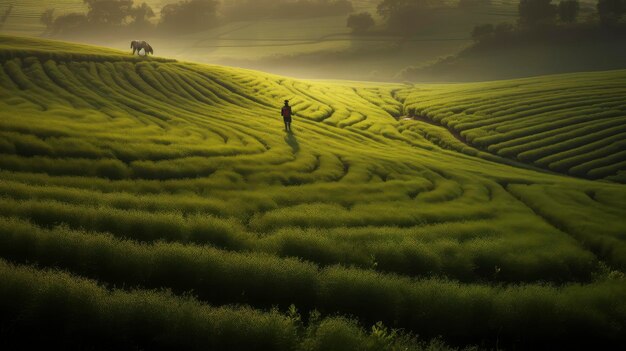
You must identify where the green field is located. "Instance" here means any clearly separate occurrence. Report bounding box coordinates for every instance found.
[405,73,626,182]
[0,35,625,350]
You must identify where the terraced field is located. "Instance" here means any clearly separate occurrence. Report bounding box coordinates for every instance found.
[0,35,625,350]
[404,72,626,183]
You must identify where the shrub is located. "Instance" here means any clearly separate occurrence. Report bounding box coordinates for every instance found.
[518,0,558,27]
[347,12,375,34]
[558,0,580,23]
[158,0,219,34]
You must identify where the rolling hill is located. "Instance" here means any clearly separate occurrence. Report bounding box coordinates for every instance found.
[0,35,625,350]
[404,71,626,182]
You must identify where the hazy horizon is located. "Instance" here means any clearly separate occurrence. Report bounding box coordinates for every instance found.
[0,0,518,80]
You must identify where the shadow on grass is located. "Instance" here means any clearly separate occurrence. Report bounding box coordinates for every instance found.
[285,132,299,154]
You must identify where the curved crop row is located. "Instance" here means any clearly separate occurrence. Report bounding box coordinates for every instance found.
[403,70,626,181]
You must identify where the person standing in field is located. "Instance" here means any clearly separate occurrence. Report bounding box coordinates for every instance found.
[281,100,293,132]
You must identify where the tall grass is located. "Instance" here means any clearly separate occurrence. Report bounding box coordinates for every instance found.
[0,217,623,348]
[0,259,455,351]
[508,184,626,270]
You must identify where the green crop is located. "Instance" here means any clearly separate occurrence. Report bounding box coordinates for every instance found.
[0,35,624,350]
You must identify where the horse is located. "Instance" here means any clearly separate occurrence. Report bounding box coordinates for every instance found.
[130,40,153,56]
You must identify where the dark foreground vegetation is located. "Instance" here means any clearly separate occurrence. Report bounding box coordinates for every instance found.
[0,259,461,351]
[0,214,624,350]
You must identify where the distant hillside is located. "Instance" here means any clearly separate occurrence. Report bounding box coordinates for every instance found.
[402,30,626,82]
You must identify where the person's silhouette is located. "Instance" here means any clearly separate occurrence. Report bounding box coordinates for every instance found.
[281,100,293,132]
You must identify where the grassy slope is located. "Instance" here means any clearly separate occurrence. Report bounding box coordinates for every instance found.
[0,35,625,350]
[404,70,626,183]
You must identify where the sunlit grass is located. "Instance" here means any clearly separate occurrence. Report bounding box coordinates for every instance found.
[405,71,626,181]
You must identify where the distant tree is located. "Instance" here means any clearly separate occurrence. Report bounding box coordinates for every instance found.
[40,9,55,29]
[597,0,625,24]
[376,0,402,18]
[49,13,88,35]
[558,0,580,23]
[129,2,155,29]
[159,0,219,34]
[83,0,133,27]
[347,12,375,34]
[376,0,435,34]
[41,0,157,36]
[471,23,494,41]
[518,0,558,26]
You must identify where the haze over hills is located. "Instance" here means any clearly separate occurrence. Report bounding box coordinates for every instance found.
[2,1,623,81]
[0,35,624,349]
[0,0,517,80]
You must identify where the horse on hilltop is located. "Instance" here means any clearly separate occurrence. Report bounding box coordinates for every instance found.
[130,40,153,56]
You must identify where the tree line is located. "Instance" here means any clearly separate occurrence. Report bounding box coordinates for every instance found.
[347,0,492,35]
[41,0,354,37]
[471,0,626,45]
[346,1,625,36]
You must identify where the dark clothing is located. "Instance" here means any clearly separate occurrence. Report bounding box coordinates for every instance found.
[281,106,292,122]
[281,105,292,132]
